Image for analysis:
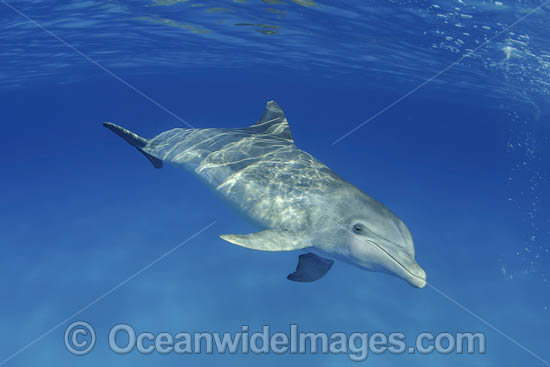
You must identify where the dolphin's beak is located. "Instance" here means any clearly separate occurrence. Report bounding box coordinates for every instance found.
[367,239,427,288]
[403,262,427,288]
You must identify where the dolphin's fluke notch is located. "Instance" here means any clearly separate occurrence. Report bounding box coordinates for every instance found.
[287,253,334,282]
[103,122,163,168]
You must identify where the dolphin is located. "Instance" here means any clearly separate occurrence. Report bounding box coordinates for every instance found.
[103,101,427,288]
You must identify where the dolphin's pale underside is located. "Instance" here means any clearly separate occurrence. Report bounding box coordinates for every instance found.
[104,101,427,287]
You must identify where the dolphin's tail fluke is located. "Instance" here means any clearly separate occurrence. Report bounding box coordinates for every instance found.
[103,122,163,169]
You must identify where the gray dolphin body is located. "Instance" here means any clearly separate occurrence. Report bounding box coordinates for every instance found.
[104,101,426,288]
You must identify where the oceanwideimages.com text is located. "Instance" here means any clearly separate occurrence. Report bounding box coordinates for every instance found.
[65,321,486,361]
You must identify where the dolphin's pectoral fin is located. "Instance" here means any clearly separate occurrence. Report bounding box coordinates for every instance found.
[220,229,308,252]
[287,253,334,282]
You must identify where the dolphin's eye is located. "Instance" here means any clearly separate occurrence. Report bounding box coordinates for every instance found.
[352,223,365,234]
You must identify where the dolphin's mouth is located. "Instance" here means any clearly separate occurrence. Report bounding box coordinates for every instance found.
[367,240,426,288]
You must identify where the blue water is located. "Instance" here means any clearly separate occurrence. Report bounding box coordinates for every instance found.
[1,0,549,366]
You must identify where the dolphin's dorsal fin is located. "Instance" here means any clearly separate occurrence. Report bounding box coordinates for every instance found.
[249,100,293,141]
[287,253,334,282]
[220,229,308,251]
